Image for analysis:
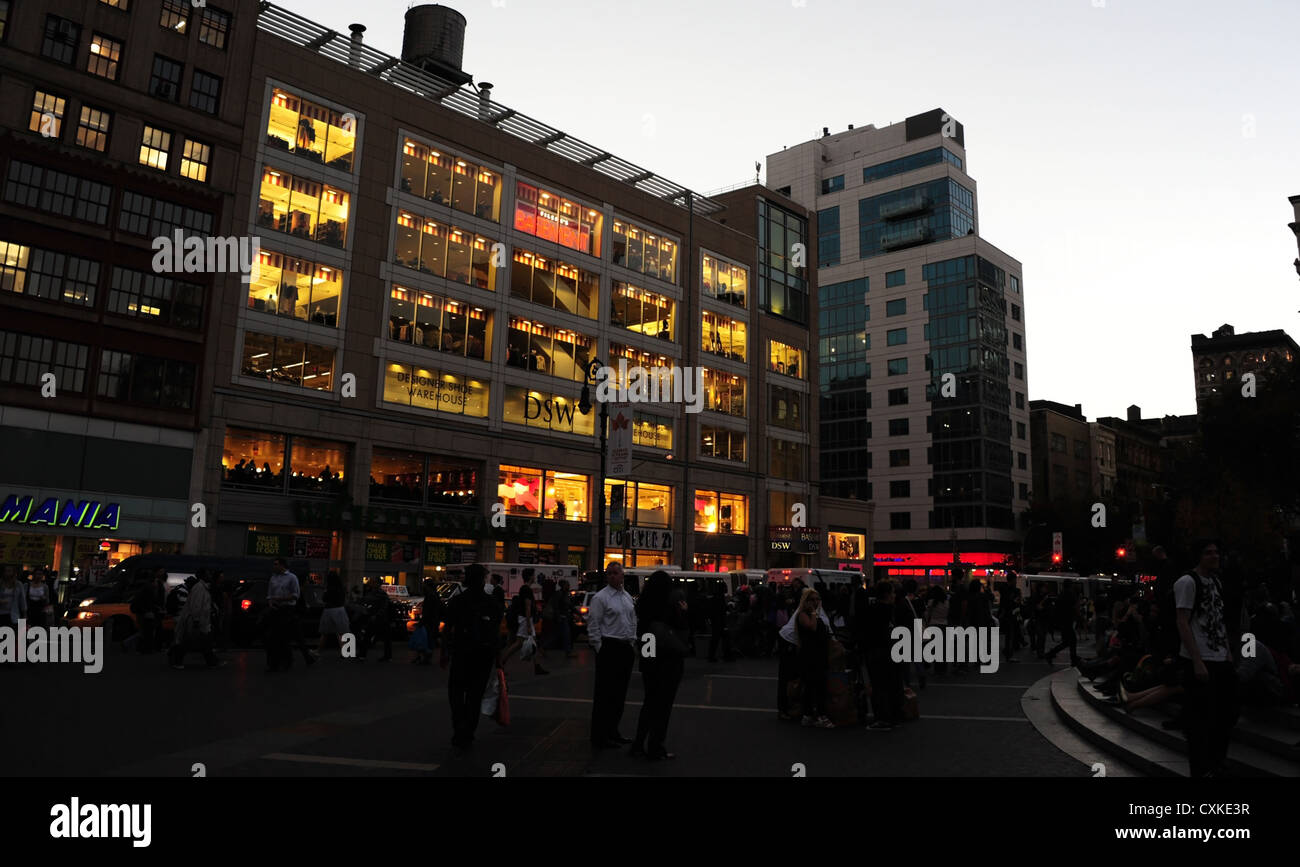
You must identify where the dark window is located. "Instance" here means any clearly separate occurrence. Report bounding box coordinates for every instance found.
[1074,439,1088,459]
[1015,392,1025,409]
[889,512,911,530]
[87,33,122,80]
[149,55,184,102]
[886,298,906,316]
[887,387,908,406]
[890,480,910,498]
[887,327,907,346]
[862,147,963,184]
[190,69,222,114]
[0,329,89,392]
[1019,483,1029,500]
[821,175,844,194]
[118,192,152,235]
[97,350,195,410]
[1018,451,1027,470]
[197,7,231,49]
[1012,332,1023,350]
[888,418,909,436]
[1011,303,1021,321]
[3,161,110,226]
[1017,422,1027,440]
[886,269,905,287]
[42,16,80,65]
[0,1,10,41]
[1014,361,1024,380]
[887,357,908,376]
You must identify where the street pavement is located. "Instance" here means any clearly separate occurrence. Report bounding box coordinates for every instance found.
[6,637,1092,778]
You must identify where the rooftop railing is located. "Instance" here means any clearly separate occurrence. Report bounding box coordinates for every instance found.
[256,2,723,216]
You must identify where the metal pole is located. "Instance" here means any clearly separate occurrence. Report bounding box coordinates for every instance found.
[597,398,607,579]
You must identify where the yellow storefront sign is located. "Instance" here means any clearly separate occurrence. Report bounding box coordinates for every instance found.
[0,533,57,566]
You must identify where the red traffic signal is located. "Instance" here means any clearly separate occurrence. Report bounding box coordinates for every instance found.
[1051,553,1062,564]
[1116,547,1127,560]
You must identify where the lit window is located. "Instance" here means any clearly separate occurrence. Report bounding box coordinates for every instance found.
[259,166,350,248]
[512,246,600,319]
[693,490,747,534]
[515,181,603,258]
[75,106,112,152]
[29,91,66,139]
[139,126,172,171]
[769,340,805,379]
[241,331,336,392]
[99,0,128,8]
[180,139,211,183]
[87,33,122,80]
[159,0,189,33]
[701,253,747,308]
[0,1,9,40]
[265,87,357,172]
[401,138,501,221]
[610,281,672,338]
[197,6,230,50]
[631,412,673,450]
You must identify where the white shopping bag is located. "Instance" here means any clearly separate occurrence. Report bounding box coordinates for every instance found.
[481,668,501,716]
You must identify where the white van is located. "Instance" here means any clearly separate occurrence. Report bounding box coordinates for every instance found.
[444,562,580,599]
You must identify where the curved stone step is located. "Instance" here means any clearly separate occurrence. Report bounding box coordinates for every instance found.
[1048,670,1187,777]
[1075,676,1299,777]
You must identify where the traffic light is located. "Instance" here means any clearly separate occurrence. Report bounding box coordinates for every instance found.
[1051,552,1062,565]
[1116,547,1127,560]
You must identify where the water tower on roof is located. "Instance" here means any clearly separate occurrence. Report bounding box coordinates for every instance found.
[401,4,473,86]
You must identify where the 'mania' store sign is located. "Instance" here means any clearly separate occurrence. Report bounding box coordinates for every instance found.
[0,495,121,531]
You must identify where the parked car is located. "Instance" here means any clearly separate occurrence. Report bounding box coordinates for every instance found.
[229,580,327,646]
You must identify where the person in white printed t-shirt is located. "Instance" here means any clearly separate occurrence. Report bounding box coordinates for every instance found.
[1174,540,1238,778]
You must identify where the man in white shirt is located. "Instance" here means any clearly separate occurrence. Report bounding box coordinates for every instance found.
[266,558,307,672]
[1174,540,1238,777]
[587,562,637,748]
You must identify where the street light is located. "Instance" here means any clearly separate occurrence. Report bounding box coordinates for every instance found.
[578,358,608,579]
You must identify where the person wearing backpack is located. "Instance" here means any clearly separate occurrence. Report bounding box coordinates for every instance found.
[1175,540,1239,777]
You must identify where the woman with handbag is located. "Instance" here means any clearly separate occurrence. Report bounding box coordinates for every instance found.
[500,584,548,675]
[631,572,687,760]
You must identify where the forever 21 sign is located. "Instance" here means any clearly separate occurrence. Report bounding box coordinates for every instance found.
[608,526,673,551]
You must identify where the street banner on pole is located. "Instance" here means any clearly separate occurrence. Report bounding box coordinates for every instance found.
[607,403,632,477]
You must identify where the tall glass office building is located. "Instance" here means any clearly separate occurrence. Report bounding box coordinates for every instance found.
[767,110,1031,579]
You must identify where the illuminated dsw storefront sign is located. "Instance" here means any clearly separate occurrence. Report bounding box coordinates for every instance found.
[0,495,122,531]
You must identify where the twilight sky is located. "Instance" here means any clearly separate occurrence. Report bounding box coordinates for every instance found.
[281,0,1300,419]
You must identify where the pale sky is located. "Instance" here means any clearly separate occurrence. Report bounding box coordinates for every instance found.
[281,0,1300,419]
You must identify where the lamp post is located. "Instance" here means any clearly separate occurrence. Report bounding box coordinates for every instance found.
[579,358,608,579]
